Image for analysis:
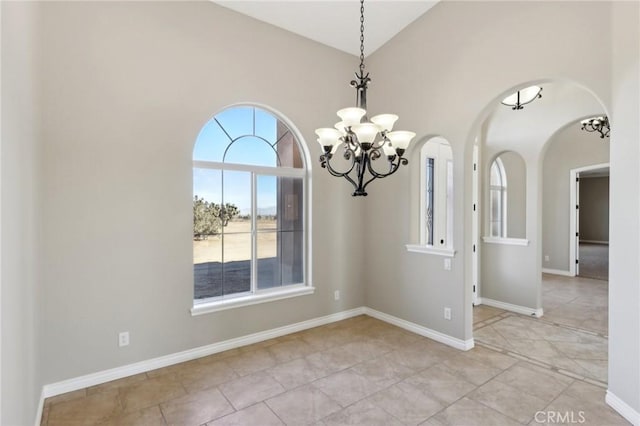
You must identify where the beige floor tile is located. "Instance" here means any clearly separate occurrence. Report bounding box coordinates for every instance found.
[383,346,444,371]
[267,338,316,363]
[320,399,403,426]
[401,364,476,405]
[441,355,503,386]
[468,379,548,424]
[539,382,628,425]
[266,384,342,425]
[459,346,518,370]
[313,369,385,407]
[48,389,122,426]
[431,397,521,426]
[571,358,607,382]
[341,339,395,362]
[98,405,166,426]
[306,345,362,373]
[44,389,87,407]
[160,387,234,426]
[176,360,238,393]
[146,360,201,379]
[119,374,187,414]
[87,373,148,395]
[207,403,283,426]
[266,356,330,390]
[219,371,285,410]
[493,362,573,404]
[474,305,506,324]
[367,383,443,425]
[40,405,50,426]
[352,355,416,386]
[225,347,278,377]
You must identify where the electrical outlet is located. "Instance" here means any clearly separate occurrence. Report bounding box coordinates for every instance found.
[334,290,340,301]
[444,307,452,320]
[544,255,550,262]
[118,331,130,347]
[444,258,452,271]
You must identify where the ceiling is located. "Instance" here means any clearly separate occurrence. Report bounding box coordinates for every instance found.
[213,1,439,57]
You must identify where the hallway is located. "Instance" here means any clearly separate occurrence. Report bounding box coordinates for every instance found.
[474,275,608,386]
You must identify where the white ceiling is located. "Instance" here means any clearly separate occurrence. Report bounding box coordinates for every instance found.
[213,1,439,57]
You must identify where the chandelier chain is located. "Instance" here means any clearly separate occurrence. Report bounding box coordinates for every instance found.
[359,0,365,72]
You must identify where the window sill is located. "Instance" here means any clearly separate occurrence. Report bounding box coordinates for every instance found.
[482,237,529,246]
[405,244,456,257]
[191,285,315,316]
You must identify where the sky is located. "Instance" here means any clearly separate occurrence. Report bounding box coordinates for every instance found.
[193,106,281,212]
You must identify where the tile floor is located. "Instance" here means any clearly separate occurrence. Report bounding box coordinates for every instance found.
[42,310,627,425]
[474,274,609,385]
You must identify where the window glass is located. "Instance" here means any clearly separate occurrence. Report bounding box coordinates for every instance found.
[193,106,306,302]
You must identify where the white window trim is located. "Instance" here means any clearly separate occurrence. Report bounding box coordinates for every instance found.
[192,104,312,315]
[482,236,529,246]
[489,157,507,238]
[191,285,315,316]
[405,244,456,257]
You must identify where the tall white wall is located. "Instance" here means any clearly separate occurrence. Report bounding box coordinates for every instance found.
[542,124,609,272]
[1,2,43,425]
[608,1,640,417]
[38,1,362,384]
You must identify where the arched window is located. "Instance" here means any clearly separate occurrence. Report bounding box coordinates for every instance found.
[489,157,507,237]
[192,106,309,309]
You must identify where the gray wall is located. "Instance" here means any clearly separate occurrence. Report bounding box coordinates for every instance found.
[542,124,609,272]
[38,1,363,384]
[1,2,43,425]
[579,177,609,243]
[609,0,640,413]
[500,151,527,239]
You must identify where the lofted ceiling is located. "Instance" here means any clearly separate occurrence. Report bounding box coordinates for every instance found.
[213,1,439,57]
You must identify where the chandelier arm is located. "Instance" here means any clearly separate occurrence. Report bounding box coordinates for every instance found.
[361,154,408,193]
[320,153,359,191]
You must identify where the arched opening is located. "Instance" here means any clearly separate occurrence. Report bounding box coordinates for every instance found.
[467,79,611,386]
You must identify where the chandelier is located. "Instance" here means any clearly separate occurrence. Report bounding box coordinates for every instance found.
[315,0,415,197]
[501,86,543,110]
[581,116,610,139]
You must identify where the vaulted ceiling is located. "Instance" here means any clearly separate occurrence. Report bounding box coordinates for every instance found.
[213,1,439,57]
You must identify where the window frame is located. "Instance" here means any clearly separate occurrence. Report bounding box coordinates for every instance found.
[489,157,507,238]
[191,105,313,315]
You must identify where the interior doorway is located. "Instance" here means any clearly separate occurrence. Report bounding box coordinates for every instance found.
[570,163,610,280]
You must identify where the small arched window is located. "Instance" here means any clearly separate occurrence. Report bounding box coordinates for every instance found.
[192,106,309,309]
[489,157,507,237]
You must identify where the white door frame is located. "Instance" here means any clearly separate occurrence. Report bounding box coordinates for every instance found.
[569,162,609,276]
[472,145,479,304]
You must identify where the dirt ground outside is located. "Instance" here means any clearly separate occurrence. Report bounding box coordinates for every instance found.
[193,218,277,264]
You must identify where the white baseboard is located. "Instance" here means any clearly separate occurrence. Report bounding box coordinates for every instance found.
[480,298,543,318]
[542,268,574,277]
[364,307,474,351]
[606,390,640,425]
[36,304,473,425]
[40,307,366,402]
[34,390,45,426]
[580,240,609,245]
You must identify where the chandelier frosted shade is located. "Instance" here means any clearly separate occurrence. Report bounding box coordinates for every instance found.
[501,85,543,110]
[337,108,366,126]
[371,114,399,132]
